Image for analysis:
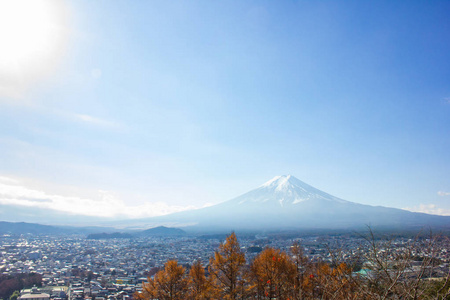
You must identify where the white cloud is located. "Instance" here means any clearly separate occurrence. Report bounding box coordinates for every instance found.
[0,176,20,184]
[0,85,26,100]
[438,191,450,197]
[0,176,196,219]
[404,204,450,216]
[46,109,124,129]
[73,113,120,129]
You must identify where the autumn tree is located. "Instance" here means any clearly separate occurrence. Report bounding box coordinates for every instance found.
[137,260,188,300]
[0,273,42,300]
[290,242,314,299]
[248,247,297,299]
[308,261,364,300]
[188,260,217,299]
[134,228,450,300]
[209,232,246,300]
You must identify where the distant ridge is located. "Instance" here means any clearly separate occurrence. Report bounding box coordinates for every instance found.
[0,221,187,237]
[137,226,186,237]
[87,232,133,239]
[0,221,116,235]
[127,175,450,232]
[0,221,61,235]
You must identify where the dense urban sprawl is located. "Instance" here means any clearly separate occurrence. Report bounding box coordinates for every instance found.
[1,232,450,299]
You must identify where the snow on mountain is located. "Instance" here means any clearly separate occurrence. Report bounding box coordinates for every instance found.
[123,175,450,232]
[234,175,350,206]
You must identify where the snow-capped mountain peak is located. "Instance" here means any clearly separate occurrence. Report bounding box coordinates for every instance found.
[234,175,350,207]
[261,175,293,191]
[132,174,450,232]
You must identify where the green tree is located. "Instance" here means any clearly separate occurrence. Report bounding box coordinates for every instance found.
[8,291,19,300]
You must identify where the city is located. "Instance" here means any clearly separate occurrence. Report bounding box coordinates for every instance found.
[2,231,450,300]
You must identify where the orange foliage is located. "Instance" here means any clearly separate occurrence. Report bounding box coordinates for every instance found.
[134,231,444,300]
[138,260,188,300]
[248,247,297,299]
[208,232,246,300]
[188,260,216,299]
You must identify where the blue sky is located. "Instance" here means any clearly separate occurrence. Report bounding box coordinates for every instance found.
[0,0,449,220]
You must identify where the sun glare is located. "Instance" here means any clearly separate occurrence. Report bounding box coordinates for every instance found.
[0,0,69,98]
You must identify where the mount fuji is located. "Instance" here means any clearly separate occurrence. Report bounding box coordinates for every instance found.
[126,175,450,232]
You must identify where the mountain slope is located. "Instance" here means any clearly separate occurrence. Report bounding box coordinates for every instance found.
[228,175,350,206]
[0,221,117,235]
[127,175,450,232]
[0,203,114,225]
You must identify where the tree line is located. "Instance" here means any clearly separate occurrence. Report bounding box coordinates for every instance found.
[135,232,450,300]
[0,273,42,300]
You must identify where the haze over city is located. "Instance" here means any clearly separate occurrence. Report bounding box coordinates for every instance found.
[0,0,450,222]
